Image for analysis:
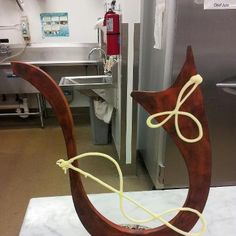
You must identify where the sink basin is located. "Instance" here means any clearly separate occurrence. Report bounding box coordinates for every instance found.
[59,61,118,90]
[59,75,113,90]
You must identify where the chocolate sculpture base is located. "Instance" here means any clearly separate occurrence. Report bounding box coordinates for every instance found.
[20,187,236,236]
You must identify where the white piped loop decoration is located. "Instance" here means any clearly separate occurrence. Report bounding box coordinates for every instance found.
[57,152,206,236]
[146,74,203,143]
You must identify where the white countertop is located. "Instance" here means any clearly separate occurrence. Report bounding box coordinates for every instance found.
[19,186,236,236]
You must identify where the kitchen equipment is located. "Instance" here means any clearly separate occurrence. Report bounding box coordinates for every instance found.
[138,0,236,188]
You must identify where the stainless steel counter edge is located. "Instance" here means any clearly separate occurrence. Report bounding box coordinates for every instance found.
[6,43,99,48]
[0,60,101,67]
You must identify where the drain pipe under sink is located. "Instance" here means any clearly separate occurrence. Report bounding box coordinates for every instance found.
[16,98,29,118]
[0,97,29,118]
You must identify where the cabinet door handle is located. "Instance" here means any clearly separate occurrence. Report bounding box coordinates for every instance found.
[216,82,236,88]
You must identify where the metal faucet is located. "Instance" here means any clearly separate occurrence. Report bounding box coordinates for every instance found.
[88,47,107,61]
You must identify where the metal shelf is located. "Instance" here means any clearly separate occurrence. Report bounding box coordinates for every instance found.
[0,93,44,128]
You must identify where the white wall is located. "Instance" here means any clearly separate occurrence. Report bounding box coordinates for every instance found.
[0,0,104,44]
[118,0,141,23]
[105,0,141,23]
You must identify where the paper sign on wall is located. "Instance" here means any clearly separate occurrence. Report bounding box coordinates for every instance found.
[40,13,69,37]
[204,0,236,9]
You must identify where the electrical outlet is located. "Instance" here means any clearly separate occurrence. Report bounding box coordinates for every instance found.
[21,16,30,42]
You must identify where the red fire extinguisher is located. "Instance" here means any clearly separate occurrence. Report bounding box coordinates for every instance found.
[104,9,120,56]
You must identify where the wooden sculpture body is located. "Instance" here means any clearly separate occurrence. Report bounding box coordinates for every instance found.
[11,46,211,236]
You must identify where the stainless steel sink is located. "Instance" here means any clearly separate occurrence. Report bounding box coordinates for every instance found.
[59,75,113,90]
[0,43,105,92]
[59,60,118,90]
[0,44,118,104]
[0,43,102,66]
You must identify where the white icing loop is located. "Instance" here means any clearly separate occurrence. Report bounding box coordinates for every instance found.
[57,152,206,236]
[146,74,203,143]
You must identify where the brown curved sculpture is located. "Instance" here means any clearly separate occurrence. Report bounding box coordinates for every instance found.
[11,46,211,236]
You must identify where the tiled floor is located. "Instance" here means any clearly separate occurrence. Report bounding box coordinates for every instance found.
[0,115,152,236]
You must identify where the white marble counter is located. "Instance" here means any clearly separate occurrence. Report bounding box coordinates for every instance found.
[19,186,236,236]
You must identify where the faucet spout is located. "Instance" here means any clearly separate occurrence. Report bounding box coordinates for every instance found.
[88,47,107,61]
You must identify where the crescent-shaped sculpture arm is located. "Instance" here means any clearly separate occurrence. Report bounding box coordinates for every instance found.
[11,46,211,236]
